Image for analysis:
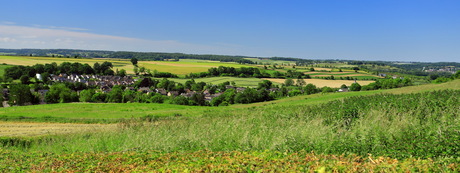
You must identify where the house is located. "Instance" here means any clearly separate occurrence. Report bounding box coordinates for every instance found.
[138,87,153,94]
[268,88,279,92]
[236,87,246,93]
[338,88,349,92]
[180,90,196,97]
[167,91,180,97]
[100,85,112,93]
[155,88,167,95]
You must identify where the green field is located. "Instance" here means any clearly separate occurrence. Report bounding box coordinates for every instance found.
[1,80,460,171]
[0,64,14,77]
[0,56,254,76]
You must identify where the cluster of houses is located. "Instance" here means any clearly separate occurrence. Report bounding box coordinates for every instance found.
[423,67,457,74]
[50,74,135,87]
[48,73,251,102]
[135,85,248,101]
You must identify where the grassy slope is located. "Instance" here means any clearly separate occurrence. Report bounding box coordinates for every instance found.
[2,80,459,120]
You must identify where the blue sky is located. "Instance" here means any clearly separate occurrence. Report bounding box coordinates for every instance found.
[1,0,459,62]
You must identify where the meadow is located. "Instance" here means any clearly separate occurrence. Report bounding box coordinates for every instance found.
[1,80,460,171]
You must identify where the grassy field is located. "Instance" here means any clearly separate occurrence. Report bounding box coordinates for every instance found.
[0,56,254,76]
[0,102,217,120]
[1,83,459,171]
[262,78,375,88]
[0,64,14,77]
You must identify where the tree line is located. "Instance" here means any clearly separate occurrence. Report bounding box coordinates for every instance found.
[3,62,120,82]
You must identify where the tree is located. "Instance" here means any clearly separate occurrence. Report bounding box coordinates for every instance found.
[310,67,315,71]
[9,84,33,106]
[454,70,460,79]
[284,78,294,86]
[304,83,318,95]
[117,69,127,77]
[257,80,273,90]
[139,67,145,75]
[45,83,74,103]
[107,85,123,103]
[91,92,107,103]
[321,87,334,93]
[20,75,30,84]
[93,62,101,74]
[352,67,360,72]
[340,84,348,89]
[79,89,95,102]
[133,66,139,75]
[349,82,362,91]
[131,58,138,66]
[296,78,306,86]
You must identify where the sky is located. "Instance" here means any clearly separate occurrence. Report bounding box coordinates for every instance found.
[1,0,459,62]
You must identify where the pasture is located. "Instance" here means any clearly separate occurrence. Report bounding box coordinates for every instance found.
[0,102,216,120]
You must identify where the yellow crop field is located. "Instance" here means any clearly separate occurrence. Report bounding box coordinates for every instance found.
[262,78,375,88]
[0,122,116,137]
[0,56,254,75]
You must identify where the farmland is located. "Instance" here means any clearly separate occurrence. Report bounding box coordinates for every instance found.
[1,54,460,171]
[1,80,460,171]
[262,78,375,88]
[0,56,253,76]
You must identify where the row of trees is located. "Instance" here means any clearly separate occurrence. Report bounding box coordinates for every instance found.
[4,62,116,81]
[185,66,308,79]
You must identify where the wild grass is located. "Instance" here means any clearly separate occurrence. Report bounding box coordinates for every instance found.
[0,102,213,120]
[4,90,456,160]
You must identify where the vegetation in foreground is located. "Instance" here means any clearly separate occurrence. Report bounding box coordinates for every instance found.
[1,88,459,171]
[1,149,457,172]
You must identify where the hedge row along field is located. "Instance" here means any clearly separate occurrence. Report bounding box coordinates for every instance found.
[1,89,459,171]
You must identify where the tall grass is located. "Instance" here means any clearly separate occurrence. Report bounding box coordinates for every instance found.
[7,90,460,159]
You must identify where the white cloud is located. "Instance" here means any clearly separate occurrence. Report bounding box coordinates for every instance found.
[0,25,242,54]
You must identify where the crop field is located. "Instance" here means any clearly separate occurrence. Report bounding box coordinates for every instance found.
[0,56,255,75]
[262,78,375,88]
[0,122,115,137]
[245,58,295,65]
[140,59,252,75]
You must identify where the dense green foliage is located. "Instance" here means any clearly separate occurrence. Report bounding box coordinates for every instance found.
[4,62,115,80]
